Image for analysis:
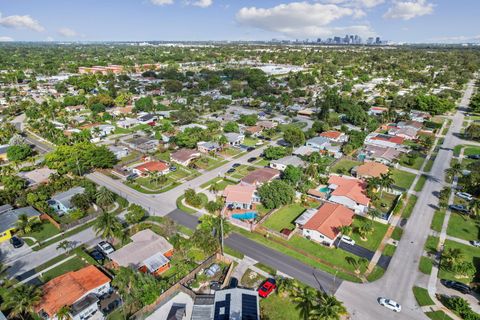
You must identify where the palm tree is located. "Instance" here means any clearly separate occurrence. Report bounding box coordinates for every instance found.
[56,306,71,320]
[56,240,74,256]
[275,277,298,297]
[368,208,382,223]
[443,248,463,267]
[94,211,123,243]
[467,198,480,217]
[1,284,42,320]
[96,186,116,211]
[378,172,394,197]
[338,225,352,236]
[445,163,463,180]
[305,164,318,181]
[309,292,347,320]
[209,183,220,194]
[292,286,317,320]
[15,214,37,235]
[358,222,373,241]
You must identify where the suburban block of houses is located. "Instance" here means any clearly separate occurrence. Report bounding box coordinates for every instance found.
[47,186,85,215]
[222,184,259,210]
[269,155,306,171]
[0,204,41,243]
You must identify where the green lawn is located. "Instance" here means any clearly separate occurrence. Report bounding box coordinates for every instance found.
[400,154,426,170]
[383,244,397,257]
[372,192,398,215]
[431,210,446,232]
[254,262,277,276]
[330,159,362,174]
[219,147,244,158]
[224,246,244,259]
[366,266,385,282]
[260,294,301,320]
[413,286,435,306]
[40,256,87,282]
[254,158,270,167]
[439,239,480,284]
[391,227,403,241]
[402,195,418,219]
[426,311,453,320]
[391,169,416,190]
[446,213,479,241]
[414,174,428,192]
[351,216,389,251]
[227,165,257,180]
[25,221,60,242]
[419,256,433,274]
[425,235,439,255]
[263,204,305,232]
[424,158,435,173]
[463,146,480,156]
[243,137,259,147]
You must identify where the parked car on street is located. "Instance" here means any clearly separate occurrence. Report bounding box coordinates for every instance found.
[378,298,401,312]
[10,236,24,248]
[90,249,106,262]
[456,192,473,201]
[467,154,480,160]
[98,241,115,255]
[258,278,276,298]
[247,157,257,163]
[227,168,236,174]
[440,279,471,294]
[448,204,469,214]
[232,163,241,168]
[340,235,355,246]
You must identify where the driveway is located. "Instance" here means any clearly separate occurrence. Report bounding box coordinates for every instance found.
[0,239,32,265]
[436,279,480,313]
[335,239,375,260]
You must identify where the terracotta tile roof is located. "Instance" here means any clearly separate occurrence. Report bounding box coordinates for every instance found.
[356,162,389,178]
[328,175,370,206]
[36,265,110,317]
[134,161,169,173]
[223,184,256,203]
[245,125,263,133]
[304,203,354,239]
[371,135,404,145]
[319,131,342,139]
[241,168,280,185]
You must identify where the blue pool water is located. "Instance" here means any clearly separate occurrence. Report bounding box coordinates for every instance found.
[232,212,257,220]
[319,187,329,193]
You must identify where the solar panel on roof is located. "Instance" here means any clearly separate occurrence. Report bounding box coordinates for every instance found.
[241,294,258,320]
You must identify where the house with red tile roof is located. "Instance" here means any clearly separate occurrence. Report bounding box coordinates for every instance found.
[319,130,348,143]
[353,162,389,179]
[222,184,259,210]
[296,203,354,246]
[132,160,170,177]
[364,133,406,150]
[327,175,370,214]
[244,125,263,137]
[36,265,111,320]
[241,168,280,186]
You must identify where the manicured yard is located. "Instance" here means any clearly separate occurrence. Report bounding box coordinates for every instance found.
[431,210,445,233]
[391,168,416,190]
[263,204,305,232]
[243,137,259,147]
[25,221,60,242]
[219,147,244,158]
[414,174,428,192]
[400,153,425,170]
[464,146,480,156]
[402,195,418,219]
[40,256,87,282]
[446,213,479,241]
[426,311,453,320]
[350,216,389,251]
[372,192,398,215]
[413,286,435,306]
[227,165,257,180]
[260,294,301,320]
[419,256,433,275]
[254,158,270,167]
[391,227,403,241]
[439,240,480,284]
[383,244,397,257]
[330,159,362,174]
[194,156,227,171]
[366,266,385,282]
[254,262,277,276]
[224,246,244,259]
[424,235,439,255]
[424,158,435,173]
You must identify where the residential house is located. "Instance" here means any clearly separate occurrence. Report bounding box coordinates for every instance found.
[109,105,134,116]
[117,118,139,129]
[297,108,314,117]
[125,136,159,153]
[269,155,305,171]
[178,123,207,132]
[197,141,221,154]
[306,136,343,158]
[0,144,9,161]
[244,125,263,137]
[257,120,277,130]
[292,145,317,157]
[319,131,348,143]
[327,175,370,214]
[65,105,86,113]
[409,110,431,122]
[36,265,111,320]
[388,126,418,140]
[191,288,259,320]
[48,186,85,215]
[170,149,201,167]
[132,161,170,177]
[368,106,388,116]
[224,133,244,146]
[361,145,402,165]
[108,145,130,159]
[364,133,405,150]
[0,205,41,243]
[296,203,354,246]
[353,162,389,179]
[18,167,55,186]
[108,229,174,276]
[137,113,157,125]
[241,168,280,186]
[222,184,259,210]
[397,120,423,131]
[91,124,115,138]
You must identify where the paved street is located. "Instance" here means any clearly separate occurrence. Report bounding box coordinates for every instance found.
[335,79,477,320]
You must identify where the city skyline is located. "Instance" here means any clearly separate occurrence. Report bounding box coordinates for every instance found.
[0,0,479,44]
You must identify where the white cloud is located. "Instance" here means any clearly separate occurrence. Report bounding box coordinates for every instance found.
[431,35,480,43]
[58,27,78,37]
[0,36,14,42]
[383,0,433,20]
[236,2,375,38]
[0,12,44,32]
[191,0,213,8]
[150,0,174,5]
[319,0,384,8]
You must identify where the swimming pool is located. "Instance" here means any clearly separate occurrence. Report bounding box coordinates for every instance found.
[232,212,257,220]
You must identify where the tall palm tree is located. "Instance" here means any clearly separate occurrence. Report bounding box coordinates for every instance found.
[15,214,37,235]
[379,172,394,197]
[368,208,382,223]
[339,225,352,236]
[1,284,42,320]
[96,186,116,211]
[445,163,463,180]
[305,164,318,181]
[468,199,480,216]
[309,292,347,320]
[292,286,317,320]
[94,211,123,243]
[56,306,71,320]
[209,183,220,194]
[56,240,74,256]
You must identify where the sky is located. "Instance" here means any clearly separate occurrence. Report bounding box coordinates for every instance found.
[0,0,479,43]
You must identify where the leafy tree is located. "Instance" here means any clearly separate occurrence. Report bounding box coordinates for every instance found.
[125,204,146,224]
[96,186,115,210]
[282,165,303,187]
[239,114,258,126]
[283,126,305,147]
[310,292,347,320]
[71,193,92,211]
[6,144,32,162]
[205,200,223,215]
[56,240,74,256]
[223,121,239,133]
[94,211,123,242]
[15,214,38,235]
[258,180,296,209]
[263,146,288,160]
[1,284,42,320]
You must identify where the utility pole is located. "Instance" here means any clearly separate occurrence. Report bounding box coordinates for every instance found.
[220,209,224,255]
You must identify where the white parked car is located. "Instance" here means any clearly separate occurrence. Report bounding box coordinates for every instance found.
[456,192,473,201]
[97,241,115,255]
[470,241,480,248]
[378,298,401,312]
[340,235,355,246]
